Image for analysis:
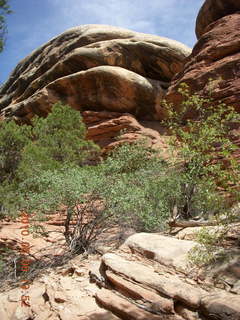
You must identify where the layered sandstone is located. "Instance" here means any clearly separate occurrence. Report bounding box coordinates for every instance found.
[0,25,191,123]
[82,110,171,153]
[166,13,240,113]
[196,0,240,39]
[1,230,239,319]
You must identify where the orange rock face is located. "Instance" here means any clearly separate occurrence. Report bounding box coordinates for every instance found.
[82,110,171,153]
[196,0,240,39]
[166,13,240,114]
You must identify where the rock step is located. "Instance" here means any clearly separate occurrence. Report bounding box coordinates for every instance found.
[125,232,197,272]
[105,270,175,314]
[97,232,240,320]
[96,288,184,320]
[102,253,204,308]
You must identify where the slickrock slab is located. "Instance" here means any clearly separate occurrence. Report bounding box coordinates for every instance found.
[105,270,175,314]
[196,0,240,38]
[102,253,204,308]
[125,233,196,271]
[200,292,240,320]
[96,288,184,320]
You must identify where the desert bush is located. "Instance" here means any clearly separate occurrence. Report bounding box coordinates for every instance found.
[0,103,100,218]
[97,139,225,232]
[17,102,99,180]
[1,91,239,258]
[162,83,240,265]
[17,166,118,253]
[0,120,30,184]
[162,83,240,220]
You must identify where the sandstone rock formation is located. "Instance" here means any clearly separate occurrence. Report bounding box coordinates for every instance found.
[97,233,240,320]
[164,1,240,170]
[1,231,240,320]
[0,24,191,150]
[166,4,240,114]
[0,25,190,122]
[82,110,171,153]
[196,0,240,39]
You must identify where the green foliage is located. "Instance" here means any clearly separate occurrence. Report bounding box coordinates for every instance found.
[0,0,11,52]
[0,120,30,183]
[162,83,240,220]
[18,166,117,252]
[163,82,240,266]
[17,102,99,180]
[0,86,239,257]
[99,142,172,231]
[0,103,100,219]
[188,226,227,266]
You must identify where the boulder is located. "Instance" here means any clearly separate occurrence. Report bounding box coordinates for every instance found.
[196,0,240,39]
[0,25,191,122]
[200,292,240,320]
[125,233,196,272]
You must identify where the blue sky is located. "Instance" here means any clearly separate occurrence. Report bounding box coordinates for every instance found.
[0,0,204,84]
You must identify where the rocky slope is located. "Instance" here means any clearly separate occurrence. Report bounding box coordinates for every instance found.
[1,230,239,320]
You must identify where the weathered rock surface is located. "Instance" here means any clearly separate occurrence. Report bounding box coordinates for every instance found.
[102,252,205,309]
[82,111,171,153]
[99,233,240,320]
[201,292,240,320]
[0,256,121,320]
[1,232,240,319]
[166,13,240,114]
[2,65,164,120]
[96,288,182,320]
[196,0,240,39]
[0,25,191,123]
[125,233,196,272]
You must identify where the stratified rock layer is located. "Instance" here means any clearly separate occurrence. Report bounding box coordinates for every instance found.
[82,111,171,153]
[166,13,240,113]
[1,228,240,319]
[0,25,191,123]
[196,0,240,39]
[98,233,240,320]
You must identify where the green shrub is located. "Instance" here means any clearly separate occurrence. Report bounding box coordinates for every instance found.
[0,102,100,218]
[1,89,239,257]
[163,83,240,266]
[162,83,240,220]
[17,166,118,253]
[0,120,30,183]
[17,102,99,180]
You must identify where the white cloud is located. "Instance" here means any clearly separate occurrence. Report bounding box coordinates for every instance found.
[0,0,204,83]
[47,0,204,46]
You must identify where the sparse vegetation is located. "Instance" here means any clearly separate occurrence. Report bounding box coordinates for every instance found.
[0,86,239,269]
[162,82,240,265]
